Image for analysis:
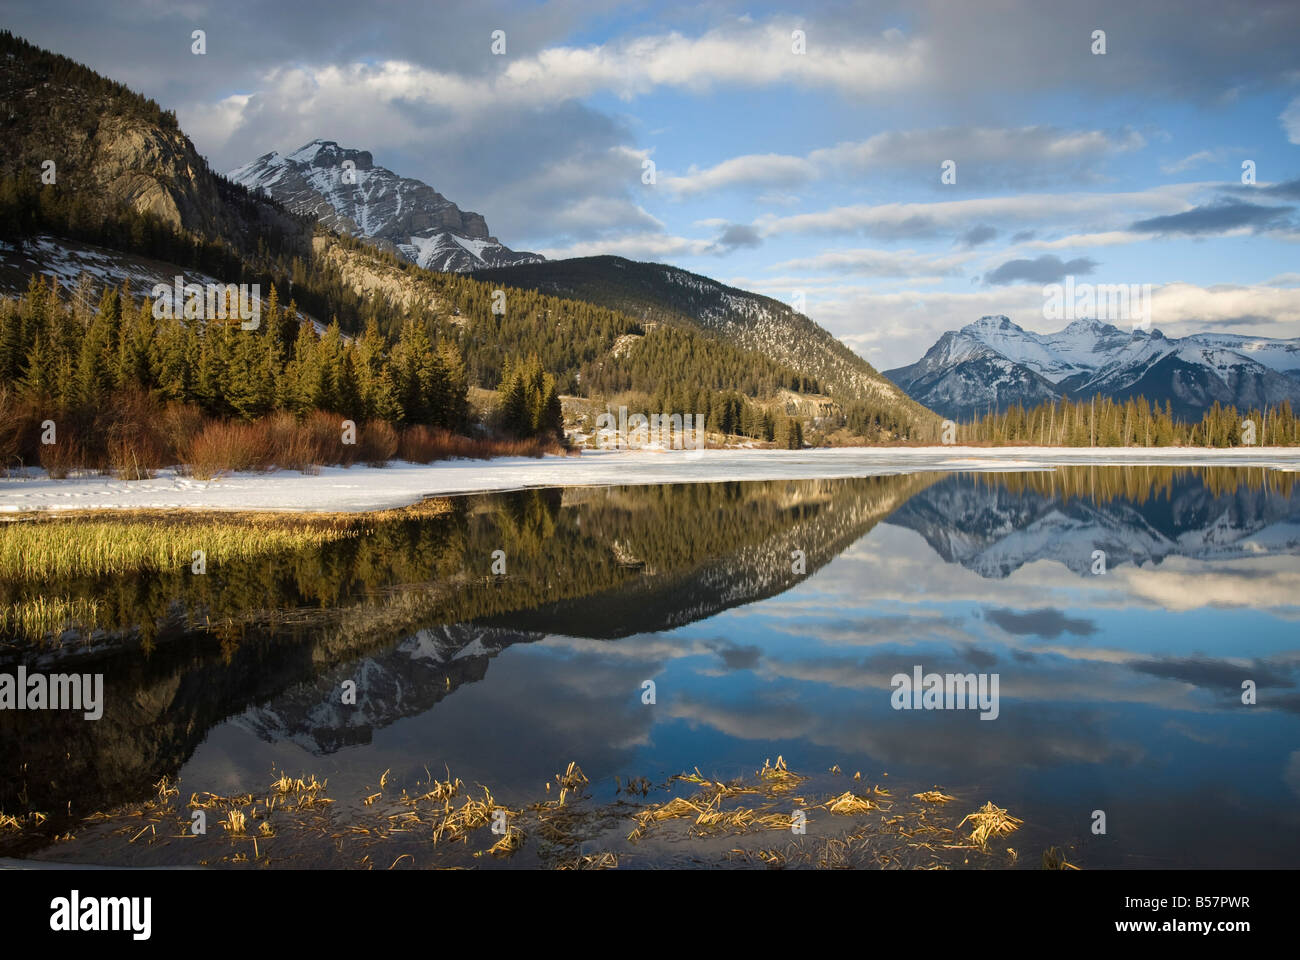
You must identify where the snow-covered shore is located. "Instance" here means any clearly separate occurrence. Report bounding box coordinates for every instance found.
[4,445,1300,514]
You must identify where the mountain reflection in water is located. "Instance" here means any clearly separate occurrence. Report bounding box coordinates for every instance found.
[3,466,1298,867]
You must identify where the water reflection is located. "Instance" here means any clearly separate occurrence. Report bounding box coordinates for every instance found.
[3,467,1298,867]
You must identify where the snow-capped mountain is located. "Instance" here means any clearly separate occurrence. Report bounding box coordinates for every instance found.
[228,140,542,272]
[887,472,1300,579]
[885,315,1300,420]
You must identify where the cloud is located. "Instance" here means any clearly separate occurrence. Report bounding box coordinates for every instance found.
[1128,656,1295,693]
[1282,95,1300,145]
[768,247,971,278]
[661,125,1145,202]
[710,223,763,253]
[984,607,1098,639]
[810,125,1145,187]
[1159,149,1231,175]
[1130,199,1295,236]
[782,279,1300,370]
[983,255,1097,285]
[758,185,1201,240]
[958,224,998,247]
[537,232,715,260]
[662,154,816,198]
[1256,178,1300,201]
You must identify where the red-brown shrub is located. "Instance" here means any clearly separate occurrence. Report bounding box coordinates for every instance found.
[358,419,399,466]
[185,421,272,479]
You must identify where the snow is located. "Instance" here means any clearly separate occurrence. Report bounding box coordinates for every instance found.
[4,447,1300,515]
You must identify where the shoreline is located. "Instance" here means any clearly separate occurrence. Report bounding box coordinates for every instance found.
[4,445,1300,515]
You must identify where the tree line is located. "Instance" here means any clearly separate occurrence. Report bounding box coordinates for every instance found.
[956,395,1300,446]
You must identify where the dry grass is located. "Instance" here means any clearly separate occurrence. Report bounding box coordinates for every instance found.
[0,596,101,639]
[556,851,618,870]
[757,755,807,793]
[0,513,362,581]
[957,801,1024,849]
[913,790,957,804]
[18,759,1043,871]
[826,791,878,815]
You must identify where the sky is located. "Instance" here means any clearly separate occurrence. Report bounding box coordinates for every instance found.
[4,0,1300,369]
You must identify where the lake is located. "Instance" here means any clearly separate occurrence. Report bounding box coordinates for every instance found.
[3,465,1298,868]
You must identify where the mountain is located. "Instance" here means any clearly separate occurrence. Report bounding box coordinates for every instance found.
[887,470,1300,579]
[886,315,1300,420]
[0,31,931,443]
[0,31,306,261]
[229,140,541,272]
[470,255,933,419]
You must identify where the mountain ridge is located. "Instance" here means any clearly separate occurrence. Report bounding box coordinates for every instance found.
[886,314,1300,420]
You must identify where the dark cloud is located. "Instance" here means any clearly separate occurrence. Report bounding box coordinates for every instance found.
[957,224,998,247]
[958,645,999,668]
[1131,199,1294,235]
[705,639,762,671]
[1128,656,1294,690]
[711,223,763,253]
[1010,230,1036,243]
[1256,178,1300,200]
[982,255,1097,286]
[984,607,1097,639]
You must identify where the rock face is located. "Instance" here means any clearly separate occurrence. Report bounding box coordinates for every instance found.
[886,315,1300,420]
[0,31,309,261]
[229,140,542,272]
[0,32,307,257]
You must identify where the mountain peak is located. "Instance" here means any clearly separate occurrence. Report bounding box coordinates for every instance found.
[229,142,541,272]
[963,315,1022,335]
[1062,317,1120,335]
[285,140,373,169]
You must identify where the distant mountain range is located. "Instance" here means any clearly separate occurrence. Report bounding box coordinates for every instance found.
[229,140,542,272]
[885,315,1300,420]
[888,471,1300,579]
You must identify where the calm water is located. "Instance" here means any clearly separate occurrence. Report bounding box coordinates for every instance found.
[4,466,1299,867]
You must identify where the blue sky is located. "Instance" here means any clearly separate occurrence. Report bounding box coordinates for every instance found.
[5,0,1300,368]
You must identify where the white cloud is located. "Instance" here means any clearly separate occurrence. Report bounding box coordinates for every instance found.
[767,248,974,278]
[756,184,1206,240]
[662,153,816,198]
[810,125,1145,181]
[1282,95,1300,145]
[750,279,1300,371]
[537,232,717,260]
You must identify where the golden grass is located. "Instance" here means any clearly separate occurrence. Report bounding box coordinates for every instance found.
[0,515,361,580]
[20,759,1042,871]
[0,498,456,585]
[556,851,618,870]
[220,808,247,835]
[1042,846,1081,870]
[0,596,100,638]
[757,755,806,793]
[913,790,957,804]
[483,825,526,858]
[957,801,1024,849]
[826,791,878,815]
